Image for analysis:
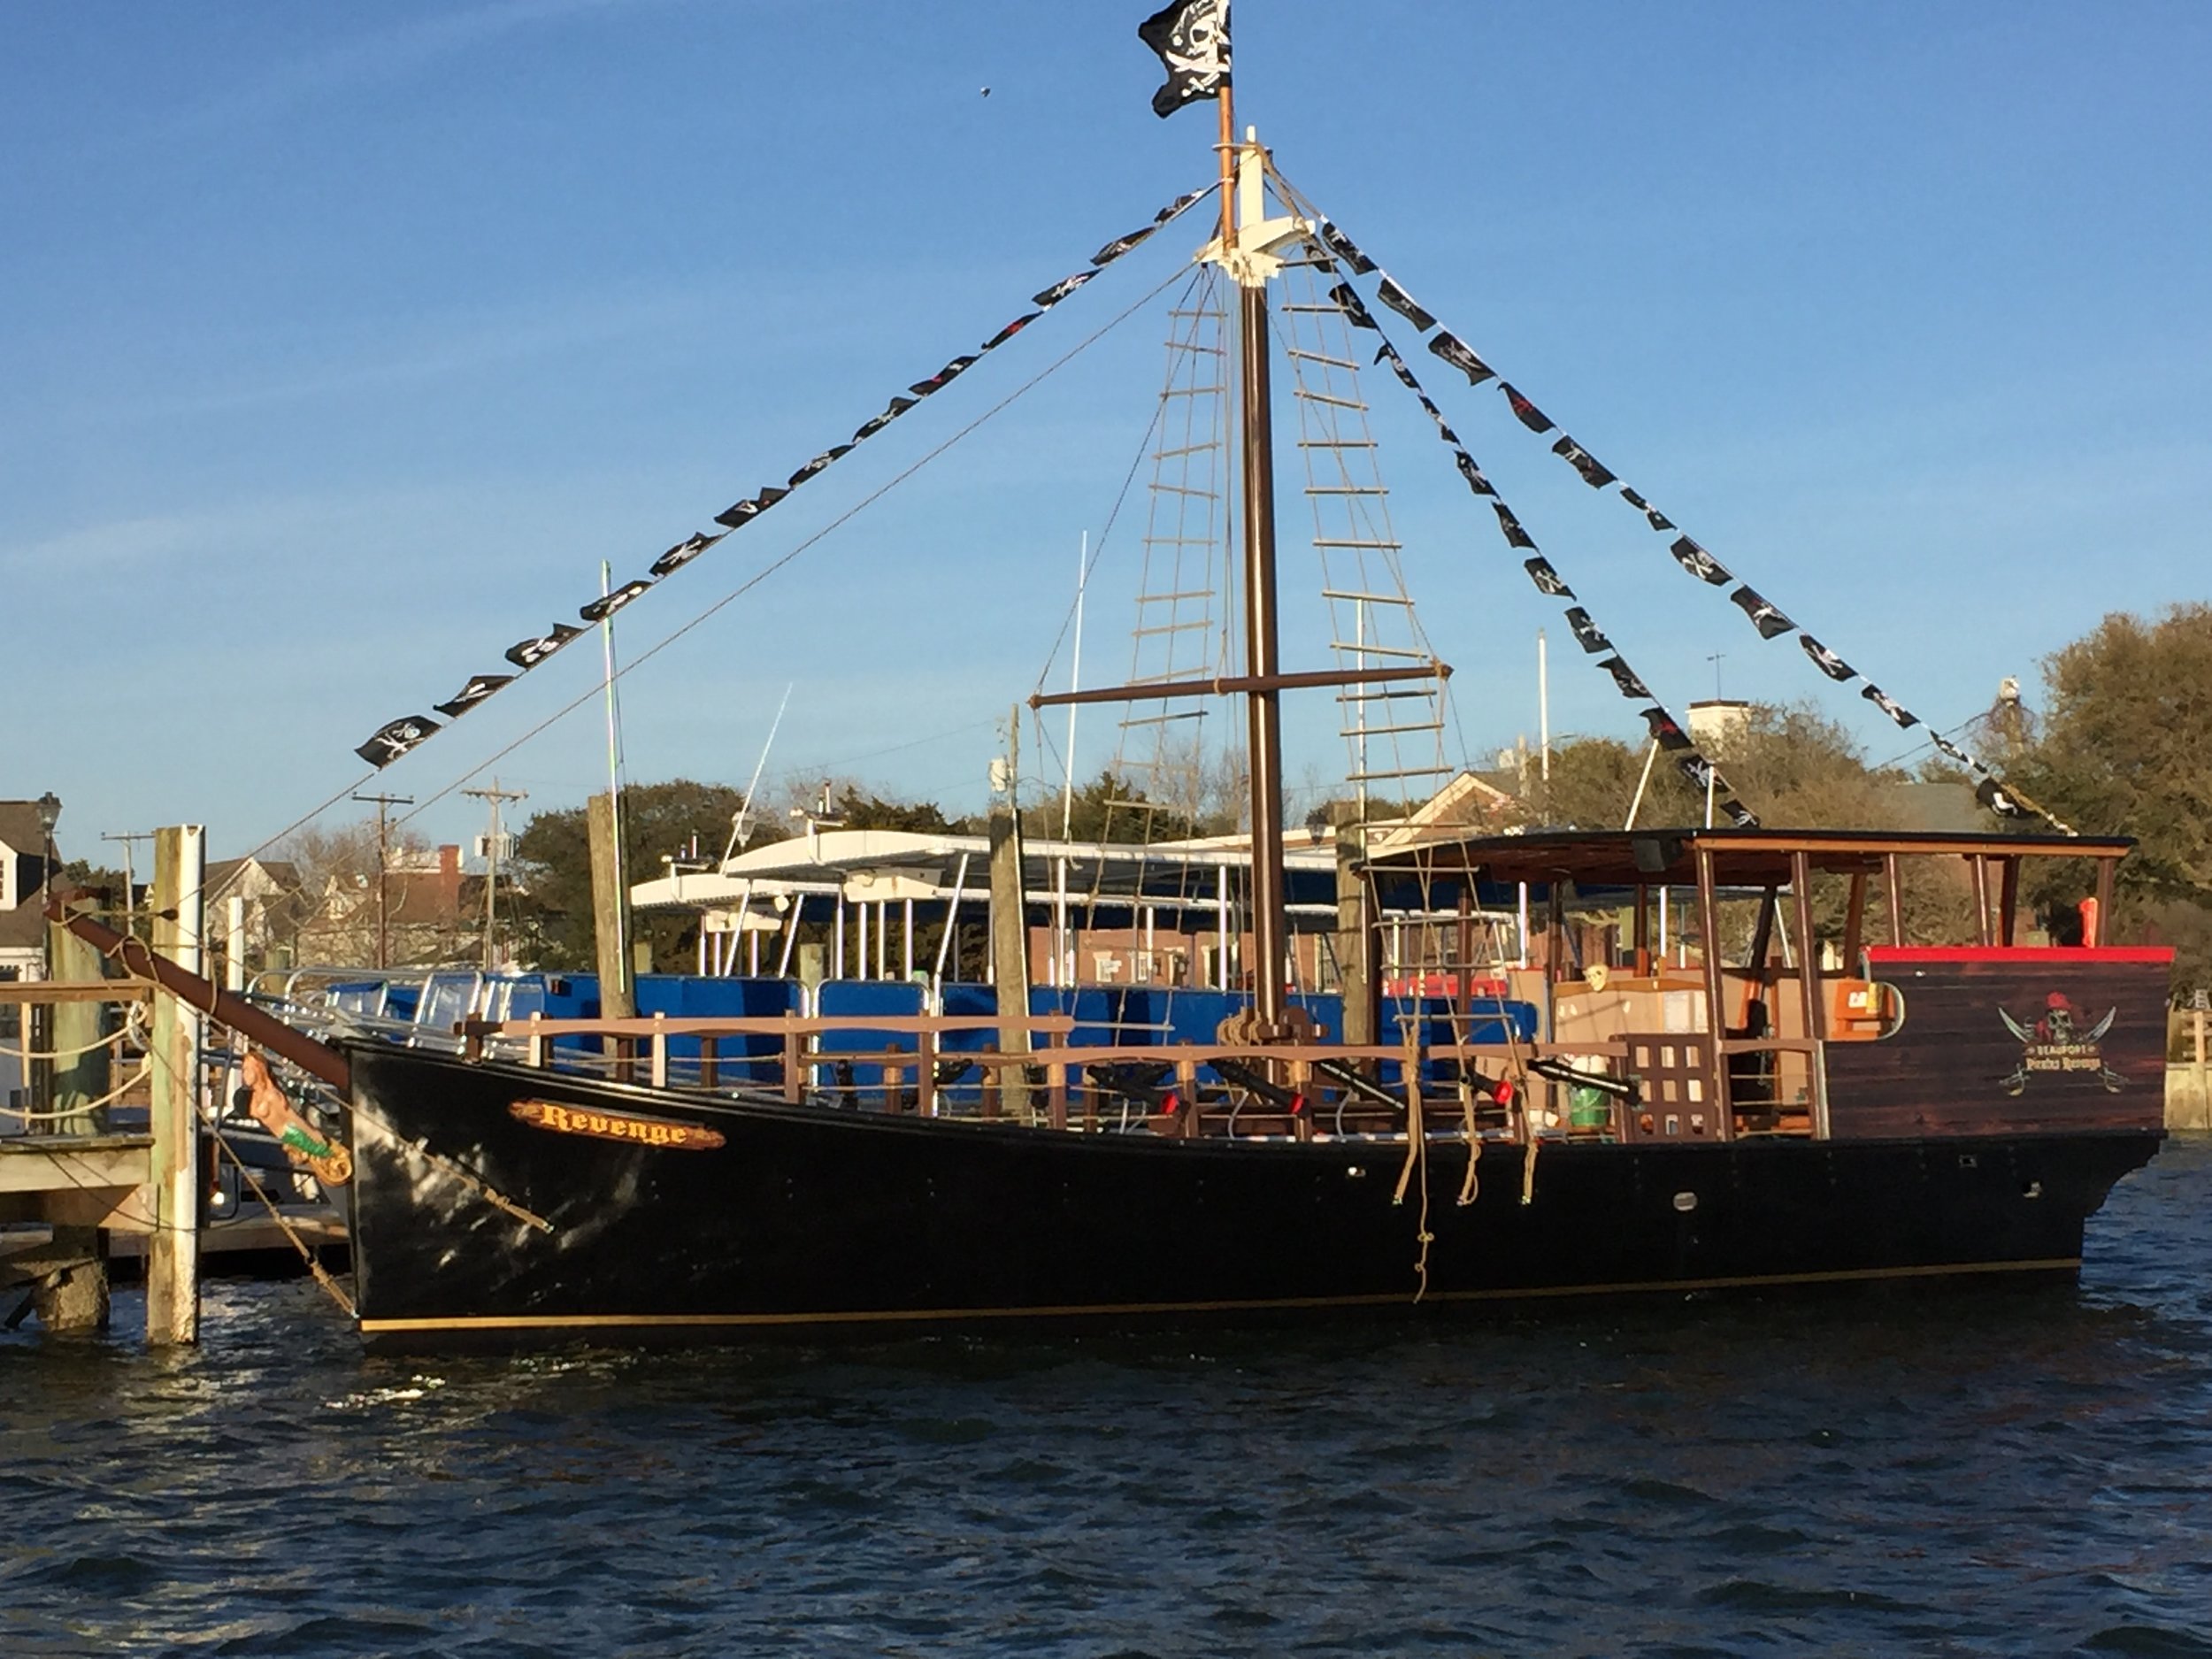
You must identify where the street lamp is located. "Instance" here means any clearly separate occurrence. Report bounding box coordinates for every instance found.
[34,792,61,890]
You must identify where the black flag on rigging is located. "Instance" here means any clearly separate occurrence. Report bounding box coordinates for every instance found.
[1139,0,1231,119]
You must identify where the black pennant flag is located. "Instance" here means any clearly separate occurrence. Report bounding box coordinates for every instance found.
[1718,796,1760,828]
[1373,342,1419,391]
[1452,449,1496,497]
[1641,707,1693,750]
[1600,657,1653,701]
[1861,685,1919,729]
[910,355,979,396]
[1138,0,1231,119]
[505,621,583,670]
[1426,330,1494,387]
[355,715,440,769]
[1797,634,1856,682]
[1375,275,1436,333]
[1677,754,1716,791]
[1977,776,2032,819]
[1327,282,1379,331]
[787,445,851,488]
[1501,382,1555,434]
[1032,270,1096,309]
[715,486,789,528]
[1929,733,1973,766]
[649,531,722,578]
[1153,187,1209,223]
[1316,219,1377,275]
[1669,535,1732,586]
[1090,224,1158,266]
[1492,502,1537,549]
[580,579,655,625]
[1563,607,1611,654]
[1728,585,1796,640]
[1620,486,1676,533]
[433,674,512,719]
[852,395,918,442]
[1523,557,1573,598]
[1551,435,1617,489]
[981,312,1039,351]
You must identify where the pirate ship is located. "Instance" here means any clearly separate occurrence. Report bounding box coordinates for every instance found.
[57,4,2170,1349]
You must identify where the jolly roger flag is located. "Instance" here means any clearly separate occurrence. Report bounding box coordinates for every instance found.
[1552,435,1617,489]
[910,355,979,396]
[1978,776,2032,819]
[1032,270,1096,310]
[1375,275,1436,333]
[1090,224,1158,267]
[1492,502,1537,549]
[1621,487,1675,533]
[1139,0,1231,119]
[981,313,1039,351]
[1641,707,1693,750]
[853,395,919,442]
[1452,449,1496,497]
[1728,585,1795,640]
[1929,733,1973,766]
[1677,755,1716,792]
[1317,219,1377,275]
[505,621,583,670]
[433,673,512,719]
[355,714,440,769]
[1798,634,1856,682]
[1523,557,1573,598]
[1719,796,1760,829]
[649,531,724,579]
[1861,685,1919,729]
[1501,382,1555,434]
[1600,657,1653,701]
[1153,187,1209,223]
[1563,607,1611,654]
[580,579,655,625]
[1427,330,1494,387]
[713,484,789,529]
[787,446,851,489]
[1373,342,1419,391]
[1328,282,1379,332]
[1669,535,1732,586]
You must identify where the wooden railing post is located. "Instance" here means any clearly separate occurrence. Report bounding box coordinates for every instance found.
[649,1014,668,1089]
[918,1027,938,1118]
[781,1021,803,1104]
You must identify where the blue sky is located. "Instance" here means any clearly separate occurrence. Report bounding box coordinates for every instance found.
[7,1,2209,863]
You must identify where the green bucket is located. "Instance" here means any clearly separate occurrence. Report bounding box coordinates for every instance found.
[1568,1086,1612,1129]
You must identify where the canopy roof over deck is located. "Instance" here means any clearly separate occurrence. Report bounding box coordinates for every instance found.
[1362,826,2136,909]
[629,826,1347,925]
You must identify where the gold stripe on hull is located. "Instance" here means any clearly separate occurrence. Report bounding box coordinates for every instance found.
[359,1256,2083,1336]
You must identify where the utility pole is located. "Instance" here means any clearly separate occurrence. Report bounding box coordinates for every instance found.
[351,792,413,971]
[101,830,154,936]
[462,779,526,970]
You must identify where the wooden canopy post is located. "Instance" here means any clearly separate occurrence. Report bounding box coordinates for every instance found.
[1790,849,1830,1138]
[1969,855,1993,947]
[1333,822,1373,1047]
[1997,856,2020,947]
[147,826,204,1347]
[1884,852,1906,946]
[1842,871,1868,976]
[1693,844,1731,1121]
[987,707,1033,1121]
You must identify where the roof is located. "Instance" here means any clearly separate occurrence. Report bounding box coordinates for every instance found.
[1364,826,2135,894]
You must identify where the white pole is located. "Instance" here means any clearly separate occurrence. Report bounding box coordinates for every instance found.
[1659,887,1671,963]
[902,897,915,980]
[1056,532,1087,991]
[935,852,972,982]
[1538,629,1551,785]
[1624,738,1660,831]
[599,562,629,988]
[1517,881,1531,970]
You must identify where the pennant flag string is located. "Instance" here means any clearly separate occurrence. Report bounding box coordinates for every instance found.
[350,181,1217,771]
[1294,228,1757,828]
[1279,179,2068,832]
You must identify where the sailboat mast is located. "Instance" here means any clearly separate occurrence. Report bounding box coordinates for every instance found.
[1233,147,1289,1031]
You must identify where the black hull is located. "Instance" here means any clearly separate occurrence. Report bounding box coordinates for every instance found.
[343,1044,2162,1353]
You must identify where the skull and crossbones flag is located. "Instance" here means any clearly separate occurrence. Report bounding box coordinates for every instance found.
[1861,685,1919,729]
[1139,0,1231,119]
[1375,275,1436,333]
[433,674,513,720]
[1563,607,1612,654]
[1316,219,1377,275]
[580,580,655,625]
[1329,282,1381,332]
[1427,330,1494,387]
[1523,557,1573,598]
[649,531,725,579]
[1669,535,1732,586]
[1501,383,1555,434]
[1599,657,1653,701]
[1552,434,1617,490]
[1728,584,1796,640]
[355,715,441,769]
[1492,502,1538,549]
[1797,634,1855,682]
[505,621,583,670]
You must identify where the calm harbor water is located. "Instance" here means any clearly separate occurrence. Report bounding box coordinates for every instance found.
[4,1141,2209,1657]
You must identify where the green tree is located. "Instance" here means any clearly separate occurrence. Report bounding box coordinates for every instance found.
[513,780,774,972]
[1025,770,1195,843]
[2011,603,2212,991]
